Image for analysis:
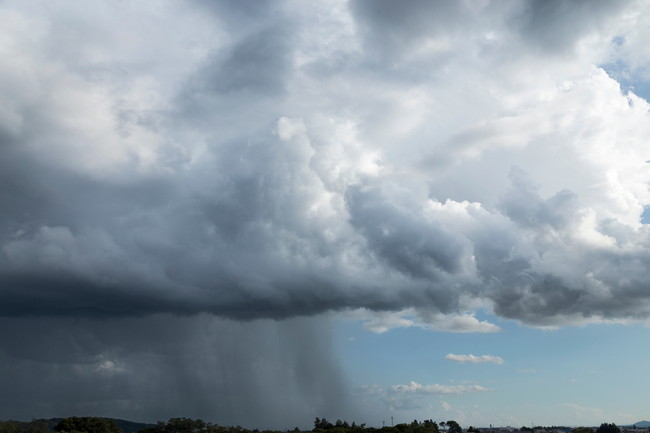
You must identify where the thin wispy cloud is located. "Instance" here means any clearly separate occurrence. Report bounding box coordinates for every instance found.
[358,381,492,415]
[353,309,501,334]
[445,354,505,365]
[390,381,492,395]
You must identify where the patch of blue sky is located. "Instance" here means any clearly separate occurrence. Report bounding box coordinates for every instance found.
[334,312,650,425]
[641,206,650,224]
[601,57,650,102]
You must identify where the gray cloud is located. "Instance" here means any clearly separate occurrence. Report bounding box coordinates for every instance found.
[1,0,650,325]
[193,0,278,26]
[348,0,471,53]
[514,0,632,54]
[185,24,292,97]
[346,184,467,278]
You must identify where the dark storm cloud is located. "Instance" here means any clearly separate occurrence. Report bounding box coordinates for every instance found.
[346,184,466,278]
[485,168,650,326]
[348,0,471,49]
[514,0,632,54]
[500,167,580,231]
[193,0,278,24]
[349,0,633,62]
[1,0,650,345]
[185,25,292,97]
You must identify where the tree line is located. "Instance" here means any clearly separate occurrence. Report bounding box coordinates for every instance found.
[0,417,120,433]
[0,417,625,433]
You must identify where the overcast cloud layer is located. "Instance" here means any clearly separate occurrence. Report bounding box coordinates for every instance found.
[2,0,650,427]
[3,0,650,326]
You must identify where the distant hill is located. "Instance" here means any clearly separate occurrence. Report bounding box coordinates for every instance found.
[634,422,650,429]
[112,419,157,433]
[12,418,155,433]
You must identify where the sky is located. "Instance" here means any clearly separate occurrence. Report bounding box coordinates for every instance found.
[2,0,650,429]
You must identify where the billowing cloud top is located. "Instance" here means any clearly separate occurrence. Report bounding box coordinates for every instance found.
[2,0,650,329]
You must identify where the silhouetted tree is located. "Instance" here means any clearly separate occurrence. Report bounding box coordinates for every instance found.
[313,419,334,431]
[445,422,461,433]
[55,417,122,433]
[596,424,620,433]
[0,421,23,433]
